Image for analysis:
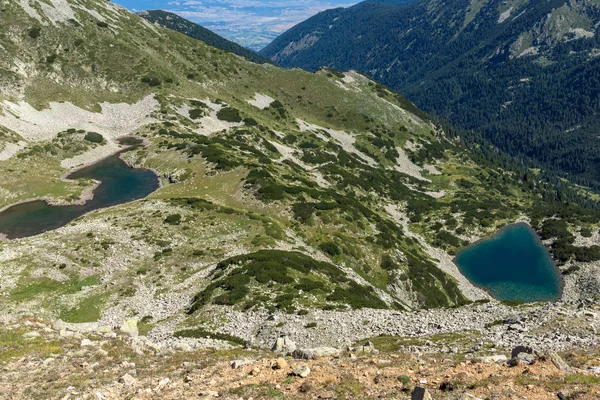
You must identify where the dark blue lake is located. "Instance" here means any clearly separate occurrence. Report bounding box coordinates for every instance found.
[0,150,159,240]
[454,223,562,302]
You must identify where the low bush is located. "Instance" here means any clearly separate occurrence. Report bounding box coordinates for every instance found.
[216,107,242,123]
[84,131,104,144]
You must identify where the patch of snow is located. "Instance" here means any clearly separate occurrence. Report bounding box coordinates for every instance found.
[0,95,158,142]
[0,141,27,161]
[246,93,274,110]
[498,7,513,24]
[296,119,377,167]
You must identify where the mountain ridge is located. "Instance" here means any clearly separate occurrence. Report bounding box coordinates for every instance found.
[137,10,271,65]
[260,0,600,191]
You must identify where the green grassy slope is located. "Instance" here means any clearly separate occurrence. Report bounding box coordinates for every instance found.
[0,0,598,335]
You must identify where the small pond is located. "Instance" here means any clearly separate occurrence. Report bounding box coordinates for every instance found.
[0,146,159,239]
[454,223,562,302]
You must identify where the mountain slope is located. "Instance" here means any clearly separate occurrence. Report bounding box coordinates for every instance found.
[137,10,271,65]
[0,0,599,348]
[260,0,600,190]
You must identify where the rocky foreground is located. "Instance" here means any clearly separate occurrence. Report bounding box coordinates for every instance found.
[3,307,600,399]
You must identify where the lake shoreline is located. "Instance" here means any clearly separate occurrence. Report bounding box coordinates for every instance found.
[0,137,160,240]
[453,221,565,303]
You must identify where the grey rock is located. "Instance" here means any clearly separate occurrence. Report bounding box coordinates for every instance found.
[118,373,136,386]
[231,359,252,369]
[511,345,534,358]
[51,319,66,331]
[460,394,483,400]
[272,335,296,354]
[548,351,573,372]
[481,355,507,363]
[119,319,138,338]
[293,364,311,378]
[22,331,40,338]
[411,386,433,400]
[516,352,537,365]
[292,347,340,360]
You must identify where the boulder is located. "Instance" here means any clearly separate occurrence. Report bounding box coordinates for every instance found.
[119,319,138,338]
[481,355,507,364]
[231,359,252,369]
[292,347,340,360]
[511,346,534,359]
[51,319,67,331]
[358,341,376,354]
[293,364,311,378]
[411,387,433,400]
[273,358,288,370]
[460,394,484,400]
[22,331,40,338]
[118,373,137,386]
[516,352,537,365]
[81,339,96,347]
[272,335,296,354]
[548,351,573,372]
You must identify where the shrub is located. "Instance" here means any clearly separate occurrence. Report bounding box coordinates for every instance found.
[84,131,104,143]
[28,27,41,38]
[305,322,317,328]
[174,328,246,346]
[319,241,342,256]
[46,54,57,64]
[164,214,182,225]
[141,76,161,87]
[96,21,109,28]
[216,107,242,123]
[189,109,204,119]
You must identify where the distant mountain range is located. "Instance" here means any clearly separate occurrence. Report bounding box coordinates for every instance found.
[138,10,271,64]
[261,0,600,190]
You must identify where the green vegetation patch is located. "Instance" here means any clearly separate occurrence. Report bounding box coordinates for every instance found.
[188,250,387,313]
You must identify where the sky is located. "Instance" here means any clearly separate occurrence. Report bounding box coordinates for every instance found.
[113,0,359,50]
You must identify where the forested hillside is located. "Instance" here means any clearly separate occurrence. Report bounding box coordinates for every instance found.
[138,10,270,64]
[261,0,600,191]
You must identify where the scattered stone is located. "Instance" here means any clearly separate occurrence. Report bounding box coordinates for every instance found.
[293,364,311,378]
[201,390,219,397]
[516,352,537,365]
[22,331,40,338]
[231,359,252,369]
[411,386,433,400]
[273,358,288,370]
[511,346,534,359]
[272,335,296,354]
[51,319,66,331]
[481,355,507,363]
[358,341,376,353]
[250,367,260,376]
[81,339,96,347]
[119,319,138,338]
[460,394,483,400]
[118,374,136,386]
[292,347,340,360]
[158,377,169,386]
[548,351,573,372]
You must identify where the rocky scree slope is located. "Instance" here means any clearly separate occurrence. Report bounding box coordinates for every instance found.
[0,0,599,352]
[260,0,600,191]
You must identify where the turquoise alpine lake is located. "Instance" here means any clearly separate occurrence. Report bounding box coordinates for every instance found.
[0,150,159,240]
[454,223,562,302]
